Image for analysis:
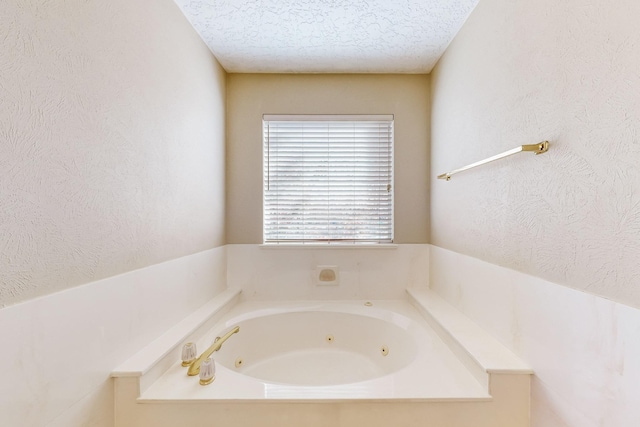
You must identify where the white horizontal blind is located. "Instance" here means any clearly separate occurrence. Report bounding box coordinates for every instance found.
[263,115,394,243]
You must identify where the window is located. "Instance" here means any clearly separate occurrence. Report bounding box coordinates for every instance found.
[263,115,394,244]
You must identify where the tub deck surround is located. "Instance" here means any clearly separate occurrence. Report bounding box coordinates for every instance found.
[135,300,489,401]
[112,288,241,393]
[112,293,531,427]
[407,288,532,386]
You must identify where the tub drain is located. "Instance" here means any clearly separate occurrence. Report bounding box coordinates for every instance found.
[381,345,389,356]
[235,357,243,368]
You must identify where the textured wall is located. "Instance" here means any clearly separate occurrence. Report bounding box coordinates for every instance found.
[431,0,640,308]
[226,74,430,244]
[0,0,226,307]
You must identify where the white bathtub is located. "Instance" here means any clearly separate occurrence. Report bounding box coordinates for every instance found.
[216,308,418,386]
[143,300,491,401]
[114,291,532,427]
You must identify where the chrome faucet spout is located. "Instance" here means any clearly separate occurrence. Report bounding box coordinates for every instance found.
[187,326,240,376]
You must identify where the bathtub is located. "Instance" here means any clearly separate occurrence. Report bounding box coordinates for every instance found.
[114,291,532,427]
[215,309,417,387]
[140,299,490,401]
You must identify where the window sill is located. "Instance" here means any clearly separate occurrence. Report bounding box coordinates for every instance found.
[259,243,398,250]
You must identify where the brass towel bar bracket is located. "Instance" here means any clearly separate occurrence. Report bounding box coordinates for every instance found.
[437,141,549,181]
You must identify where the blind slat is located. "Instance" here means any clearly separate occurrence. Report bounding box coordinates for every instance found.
[264,118,393,243]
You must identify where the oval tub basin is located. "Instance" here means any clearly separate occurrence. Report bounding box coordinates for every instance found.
[215,311,417,386]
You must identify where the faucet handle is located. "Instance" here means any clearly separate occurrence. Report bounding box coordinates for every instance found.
[181,342,197,367]
[199,357,215,385]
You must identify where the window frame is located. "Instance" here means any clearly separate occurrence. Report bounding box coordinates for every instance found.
[262,114,394,245]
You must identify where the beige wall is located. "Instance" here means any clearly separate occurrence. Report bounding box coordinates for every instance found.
[0,0,226,307]
[226,74,430,243]
[431,0,640,308]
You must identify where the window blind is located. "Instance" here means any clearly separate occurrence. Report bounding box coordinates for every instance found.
[263,115,394,243]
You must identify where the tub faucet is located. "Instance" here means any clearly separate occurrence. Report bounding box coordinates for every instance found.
[187,325,240,376]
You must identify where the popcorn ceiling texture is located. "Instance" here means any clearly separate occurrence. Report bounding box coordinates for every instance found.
[430,0,640,308]
[0,0,226,307]
[173,0,479,73]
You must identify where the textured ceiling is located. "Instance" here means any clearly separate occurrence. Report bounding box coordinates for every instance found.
[173,0,480,73]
